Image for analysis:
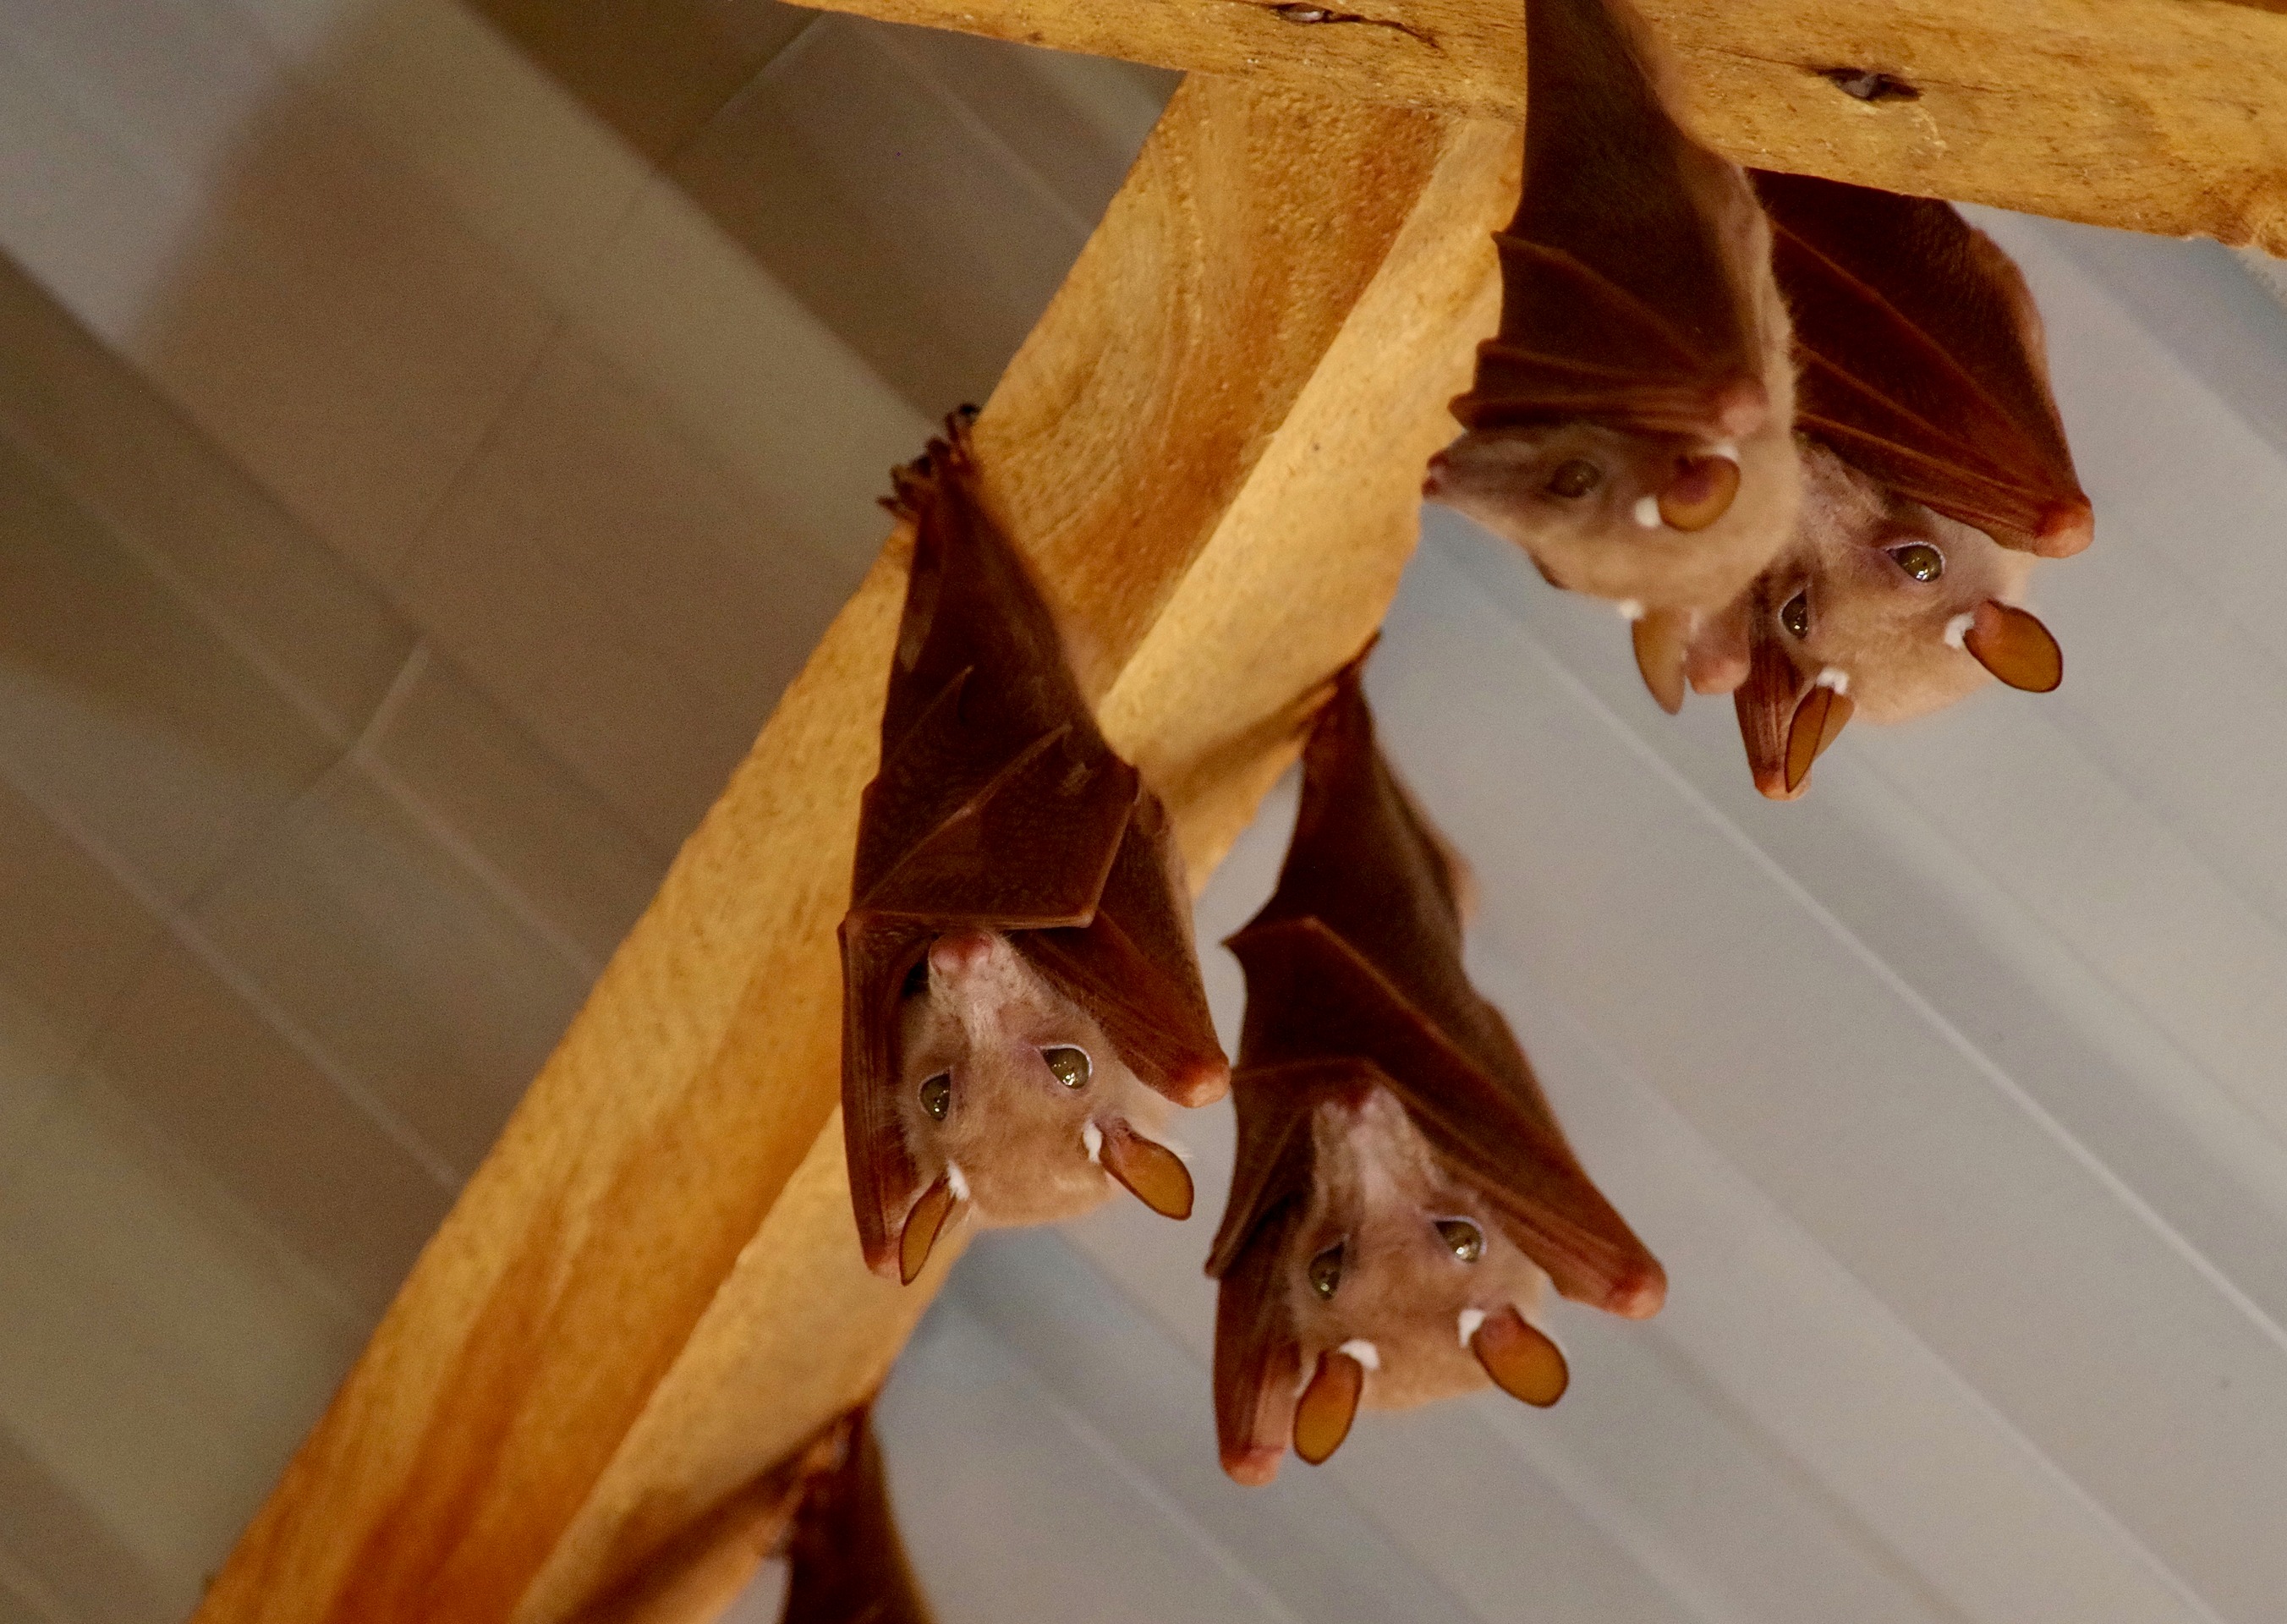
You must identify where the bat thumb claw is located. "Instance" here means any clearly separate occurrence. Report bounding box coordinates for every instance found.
[2032,496,2094,557]
[1470,1307,1570,1407]
[1292,1351,1365,1466]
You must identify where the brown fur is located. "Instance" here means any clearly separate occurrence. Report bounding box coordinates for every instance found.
[1429,0,1801,612]
[1276,1089,1552,1414]
[1696,441,2037,724]
[893,930,1173,1228]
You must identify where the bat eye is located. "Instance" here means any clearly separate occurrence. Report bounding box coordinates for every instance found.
[1434,1219,1484,1262]
[919,1073,951,1121]
[1545,459,1601,499]
[1888,542,1944,582]
[1042,1046,1090,1089]
[1307,1243,1344,1301]
[1780,590,1810,639]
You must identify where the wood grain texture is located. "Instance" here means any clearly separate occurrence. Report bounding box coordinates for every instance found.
[802,0,2287,253]
[193,74,1511,1624]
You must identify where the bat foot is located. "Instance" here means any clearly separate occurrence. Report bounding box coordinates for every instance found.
[2032,497,2095,557]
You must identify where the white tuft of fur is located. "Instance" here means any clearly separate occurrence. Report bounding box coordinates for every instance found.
[945,1160,970,1203]
[1081,1121,1103,1163]
[1815,666,1850,694]
[1708,441,1741,464]
[1943,612,1976,650]
[1456,1308,1487,1348]
[1632,495,1661,529]
[1337,1338,1382,1372]
[1616,599,1645,622]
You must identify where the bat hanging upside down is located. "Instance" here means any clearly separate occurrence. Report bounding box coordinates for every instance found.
[840,412,1229,1284]
[1677,174,2095,797]
[1425,0,1801,623]
[1209,654,1665,1484]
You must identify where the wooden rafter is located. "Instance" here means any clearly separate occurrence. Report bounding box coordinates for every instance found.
[194,76,1513,1624]
[807,0,2287,255]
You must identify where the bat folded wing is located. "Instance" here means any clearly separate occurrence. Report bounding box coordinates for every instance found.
[1754,170,2093,557]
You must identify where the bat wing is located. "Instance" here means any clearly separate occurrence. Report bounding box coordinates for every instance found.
[842,417,1225,1271]
[1752,171,2092,557]
[1454,0,1765,439]
[781,1406,935,1624]
[1224,661,1665,1314]
[1015,785,1228,1108]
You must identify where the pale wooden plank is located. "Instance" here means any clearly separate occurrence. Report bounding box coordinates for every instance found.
[803,0,2287,254]
[195,74,1511,1624]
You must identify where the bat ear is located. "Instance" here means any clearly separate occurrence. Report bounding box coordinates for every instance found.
[1735,598,1805,800]
[897,1172,959,1286]
[1629,606,1691,715]
[1469,1305,1570,1408]
[1784,675,1854,795]
[1655,452,1743,533]
[1095,1119,1194,1221]
[1292,1347,1368,1466]
[1962,600,2062,692]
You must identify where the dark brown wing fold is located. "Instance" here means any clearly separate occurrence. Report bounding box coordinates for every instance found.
[842,416,1226,1273]
[1752,171,2092,555]
[1220,661,1665,1314]
[1453,0,1760,436]
[782,1407,935,1624]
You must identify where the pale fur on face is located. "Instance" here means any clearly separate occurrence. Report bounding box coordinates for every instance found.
[894,930,1170,1228]
[1429,161,1801,612]
[1758,442,2037,724]
[1281,1087,1551,1413]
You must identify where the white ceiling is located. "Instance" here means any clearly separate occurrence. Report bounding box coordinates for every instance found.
[875,208,2287,1624]
[0,0,2281,1620]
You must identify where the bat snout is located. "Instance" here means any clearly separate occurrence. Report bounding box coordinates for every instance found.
[1708,376,1769,440]
[926,929,995,982]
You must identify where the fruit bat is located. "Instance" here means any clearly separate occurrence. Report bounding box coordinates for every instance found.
[1207,654,1665,1484]
[781,1406,934,1624]
[1425,0,1801,618]
[1695,174,2090,797]
[568,1406,932,1624]
[842,413,1229,1284]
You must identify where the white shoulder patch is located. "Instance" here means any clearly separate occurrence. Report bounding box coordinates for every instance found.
[1337,1337,1382,1372]
[1081,1121,1104,1163]
[1814,666,1850,694]
[1943,611,1977,650]
[945,1160,971,1203]
[1615,598,1645,622]
[1708,440,1741,464]
[1632,494,1662,529]
[1456,1307,1487,1348]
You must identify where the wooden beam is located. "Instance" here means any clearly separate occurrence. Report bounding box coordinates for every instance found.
[193,75,1511,1624]
[806,0,2287,255]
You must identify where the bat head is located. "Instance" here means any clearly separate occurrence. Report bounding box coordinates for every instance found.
[890,928,1193,1280]
[1424,403,1800,612]
[1704,443,2065,797]
[1214,1080,1569,1484]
